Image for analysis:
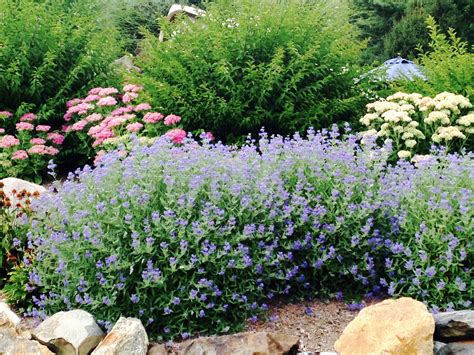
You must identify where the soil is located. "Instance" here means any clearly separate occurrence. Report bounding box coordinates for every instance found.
[246,299,358,352]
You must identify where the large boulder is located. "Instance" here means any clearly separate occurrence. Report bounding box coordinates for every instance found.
[434,310,474,342]
[0,177,46,208]
[176,331,299,355]
[92,317,148,355]
[334,297,434,355]
[33,310,104,355]
[0,302,20,329]
[0,327,53,355]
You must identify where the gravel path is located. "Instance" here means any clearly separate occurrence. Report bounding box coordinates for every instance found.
[246,299,358,352]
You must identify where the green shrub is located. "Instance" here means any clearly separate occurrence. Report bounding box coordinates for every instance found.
[135,0,367,142]
[394,17,474,101]
[0,0,122,122]
[14,130,473,339]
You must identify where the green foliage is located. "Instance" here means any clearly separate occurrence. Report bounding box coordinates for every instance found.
[351,0,474,63]
[135,0,367,142]
[0,0,122,122]
[394,17,474,101]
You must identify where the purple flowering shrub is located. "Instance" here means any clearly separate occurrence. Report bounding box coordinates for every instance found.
[17,127,473,339]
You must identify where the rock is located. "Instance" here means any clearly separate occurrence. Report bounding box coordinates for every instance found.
[148,343,168,355]
[334,297,434,355]
[33,309,104,355]
[436,341,474,355]
[434,341,448,354]
[177,331,299,355]
[92,317,148,355]
[0,177,46,208]
[0,302,21,329]
[113,55,141,73]
[434,310,474,342]
[0,327,53,355]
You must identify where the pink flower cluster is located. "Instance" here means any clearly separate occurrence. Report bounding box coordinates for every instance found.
[28,145,59,156]
[0,111,13,118]
[0,135,20,148]
[63,85,186,151]
[166,129,187,144]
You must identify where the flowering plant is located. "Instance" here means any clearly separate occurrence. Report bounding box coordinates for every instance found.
[0,111,63,182]
[14,127,472,340]
[61,85,190,164]
[359,92,473,160]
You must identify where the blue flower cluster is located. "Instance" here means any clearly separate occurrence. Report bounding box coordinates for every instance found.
[22,127,473,340]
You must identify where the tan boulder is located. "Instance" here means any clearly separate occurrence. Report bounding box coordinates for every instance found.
[33,309,104,355]
[0,327,53,355]
[92,317,148,355]
[0,302,21,329]
[334,297,434,355]
[177,331,299,355]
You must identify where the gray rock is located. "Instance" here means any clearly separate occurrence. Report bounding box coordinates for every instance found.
[434,310,474,342]
[33,309,104,355]
[0,327,53,355]
[436,341,474,355]
[92,317,148,355]
[434,341,448,354]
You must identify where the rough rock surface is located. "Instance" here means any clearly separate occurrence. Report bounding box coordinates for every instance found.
[92,317,148,355]
[334,297,434,355]
[33,310,104,355]
[434,310,474,342]
[0,327,53,355]
[436,341,474,355]
[0,302,21,329]
[148,343,168,355]
[0,177,46,207]
[174,331,299,355]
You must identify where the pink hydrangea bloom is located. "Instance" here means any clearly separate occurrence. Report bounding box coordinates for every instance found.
[0,111,13,118]
[36,125,51,132]
[166,128,187,144]
[12,150,28,160]
[94,150,106,166]
[71,120,89,131]
[0,128,4,134]
[86,113,103,122]
[202,132,215,141]
[126,122,144,132]
[0,135,20,148]
[123,84,143,93]
[47,133,65,145]
[30,138,46,145]
[65,103,93,117]
[47,146,59,156]
[164,114,181,126]
[143,112,164,124]
[16,122,34,131]
[88,87,102,95]
[97,96,117,107]
[66,98,82,108]
[98,87,119,96]
[122,92,139,103]
[62,125,72,133]
[111,106,134,116]
[20,113,37,122]
[107,116,128,128]
[28,145,59,156]
[84,94,101,103]
[134,103,152,112]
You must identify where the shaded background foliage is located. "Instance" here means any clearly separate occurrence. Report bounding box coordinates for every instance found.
[351,0,474,63]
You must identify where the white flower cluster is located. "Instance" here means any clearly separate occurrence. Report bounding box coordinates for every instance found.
[359,91,473,159]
